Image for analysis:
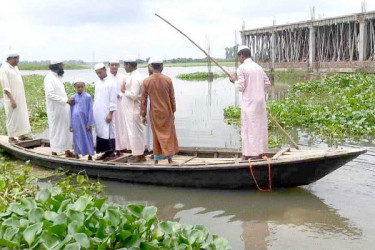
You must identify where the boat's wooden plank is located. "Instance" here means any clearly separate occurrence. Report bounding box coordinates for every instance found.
[271,147,290,160]
[185,158,236,165]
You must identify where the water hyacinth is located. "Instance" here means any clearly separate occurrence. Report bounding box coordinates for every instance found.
[0,186,231,249]
[224,73,375,145]
[0,158,231,249]
[176,72,226,81]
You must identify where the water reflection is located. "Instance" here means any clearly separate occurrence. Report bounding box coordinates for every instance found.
[103,181,360,249]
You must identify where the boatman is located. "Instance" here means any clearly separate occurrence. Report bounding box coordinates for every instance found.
[44,58,74,157]
[93,63,117,160]
[107,58,128,156]
[0,50,32,143]
[141,57,178,164]
[229,45,271,160]
[123,55,145,163]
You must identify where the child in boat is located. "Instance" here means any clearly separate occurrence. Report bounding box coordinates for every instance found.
[70,78,95,160]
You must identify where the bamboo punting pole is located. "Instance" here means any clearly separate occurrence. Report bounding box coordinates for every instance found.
[155,13,300,149]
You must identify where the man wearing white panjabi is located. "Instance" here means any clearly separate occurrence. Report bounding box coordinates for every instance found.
[229,45,271,160]
[44,58,74,157]
[123,55,145,163]
[107,58,128,156]
[93,63,117,160]
[0,50,31,143]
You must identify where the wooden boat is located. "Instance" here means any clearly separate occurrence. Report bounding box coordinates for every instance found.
[0,135,366,189]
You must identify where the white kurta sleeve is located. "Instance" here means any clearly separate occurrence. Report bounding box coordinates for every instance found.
[109,82,117,112]
[124,77,141,101]
[44,79,68,103]
[235,67,245,92]
[0,69,11,93]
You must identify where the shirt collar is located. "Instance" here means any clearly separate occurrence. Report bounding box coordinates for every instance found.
[244,58,252,63]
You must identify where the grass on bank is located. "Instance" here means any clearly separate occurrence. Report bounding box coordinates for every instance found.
[17,64,90,70]
[224,73,375,146]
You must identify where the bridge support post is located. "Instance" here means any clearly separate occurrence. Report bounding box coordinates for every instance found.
[308,25,316,72]
[359,19,368,62]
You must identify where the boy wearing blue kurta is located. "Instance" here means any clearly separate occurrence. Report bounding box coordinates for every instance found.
[70,78,94,160]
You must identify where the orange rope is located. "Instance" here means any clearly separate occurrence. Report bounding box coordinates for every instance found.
[249,155,273,192]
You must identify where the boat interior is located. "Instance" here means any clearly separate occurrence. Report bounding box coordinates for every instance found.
[0,135,355,166]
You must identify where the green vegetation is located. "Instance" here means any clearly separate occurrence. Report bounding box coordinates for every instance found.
[138,61,236,68]
[269,70,309,84]
[0,75,95,135]
[0,153,231,249]
[224,73,375,145]
[176,72,226,81]
[18,64,90,70]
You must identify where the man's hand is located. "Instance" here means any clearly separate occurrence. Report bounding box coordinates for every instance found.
[117,93,123,99]
[141,117,147,125]
[11,100,17,109]
[86,125,92,131]
[67,98,75,105]
[70,127,73,132]
[229,75,237,83]
[106,113,113,123]
[121,83,126,93]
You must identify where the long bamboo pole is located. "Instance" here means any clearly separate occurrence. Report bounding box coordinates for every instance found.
[155,13,299,149]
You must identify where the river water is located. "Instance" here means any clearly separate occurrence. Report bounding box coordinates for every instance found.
[22,67,374,249]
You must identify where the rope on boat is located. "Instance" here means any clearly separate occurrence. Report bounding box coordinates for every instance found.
[249,155,273,192]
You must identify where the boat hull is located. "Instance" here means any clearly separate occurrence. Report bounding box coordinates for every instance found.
[0,137,366,189]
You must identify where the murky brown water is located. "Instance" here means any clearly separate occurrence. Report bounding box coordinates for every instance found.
[23,67,375,249]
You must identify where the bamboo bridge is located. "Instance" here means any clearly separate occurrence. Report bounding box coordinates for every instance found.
[240,10,375,72]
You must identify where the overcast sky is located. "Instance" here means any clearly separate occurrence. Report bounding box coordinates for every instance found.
[0,0,374,62]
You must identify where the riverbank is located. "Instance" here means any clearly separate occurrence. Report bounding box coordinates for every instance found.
[18,64,90,70]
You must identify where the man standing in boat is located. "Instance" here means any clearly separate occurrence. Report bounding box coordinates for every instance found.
[44,58,74,157]
[141,57,178,164]
[229,45,271,160]
[123,55,146,163]
[107,58,128,156]
[0,50,32,143]
[93,63,117,160]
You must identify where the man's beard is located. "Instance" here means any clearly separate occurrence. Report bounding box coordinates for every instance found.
[57,68,64,76]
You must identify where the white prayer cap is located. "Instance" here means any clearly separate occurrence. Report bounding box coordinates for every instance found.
[5,49,19,58]
[50,58,63,65]
[108,58,120,64]
[73,77,86,84]
[94,62,106,71]
[123,55,137,63]
[237,45,250,53]
[148,57,163,64]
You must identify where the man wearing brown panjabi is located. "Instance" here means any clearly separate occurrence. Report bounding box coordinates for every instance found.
[141,57,178,164]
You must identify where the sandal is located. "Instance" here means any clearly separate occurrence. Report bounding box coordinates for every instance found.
[8,137,18,144]
[65,151,75,158]
[18,135,33,141]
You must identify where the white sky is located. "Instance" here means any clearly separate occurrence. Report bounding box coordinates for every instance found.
[0,0,374,62]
